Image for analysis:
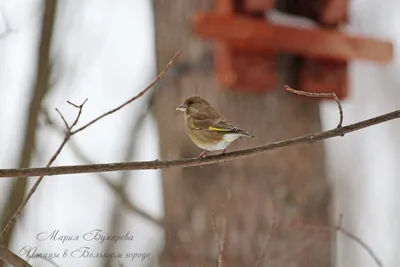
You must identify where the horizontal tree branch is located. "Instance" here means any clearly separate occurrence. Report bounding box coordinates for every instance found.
[0,51,181,240]
[44,107,164,227]
[1,108,399,178]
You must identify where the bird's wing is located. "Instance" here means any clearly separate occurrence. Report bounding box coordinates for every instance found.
[194,118,237,132]
[188,108,238,132]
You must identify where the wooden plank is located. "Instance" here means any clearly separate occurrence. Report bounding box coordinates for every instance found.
[321,0,348,24]
[298,59,348,100]
[244,0,275,12]
[215,0,236,88]
[194,13,393,63]
[215,44,236,87]
[214,0,278,92]
[226,48,278,92]
[217,0,234,12]
[298,0,349,100]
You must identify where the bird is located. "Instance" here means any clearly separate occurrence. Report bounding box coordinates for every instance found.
[176,96,254,158]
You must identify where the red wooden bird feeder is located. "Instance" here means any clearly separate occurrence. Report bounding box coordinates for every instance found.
[193,0,393,99]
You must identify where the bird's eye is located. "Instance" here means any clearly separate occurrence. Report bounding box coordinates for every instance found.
[187,101,193,105]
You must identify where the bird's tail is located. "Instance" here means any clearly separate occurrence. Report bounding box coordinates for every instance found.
[235,129,255,138]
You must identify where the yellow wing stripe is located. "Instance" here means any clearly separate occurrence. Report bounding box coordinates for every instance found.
[208,126,231,132]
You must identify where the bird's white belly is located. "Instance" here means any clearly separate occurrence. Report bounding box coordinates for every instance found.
[199,133,242,151]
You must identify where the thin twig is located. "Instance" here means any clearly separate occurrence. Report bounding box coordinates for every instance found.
[70,51,181,135]
[0,9,16,40]
[69,98,87,127]
[212,215,227,267]
[273,234,318,266]
[285,85,344,129]
[100,92,155,267]
[212,215,222,258]
[254,200,276,267]
[66,100,79,108]
[1,107,400,178]
[41,102,163,228]
[275,214,384,267]
[0,52,180,239]
[336,214,383,267]
[55,108,69,129]
[0,100,87,239]
[101,178,163,227]
[212,192,231,267]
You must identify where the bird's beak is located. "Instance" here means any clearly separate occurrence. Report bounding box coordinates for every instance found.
[176,104,187,112]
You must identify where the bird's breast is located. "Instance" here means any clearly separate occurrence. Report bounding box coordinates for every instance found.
[186,127,241,151]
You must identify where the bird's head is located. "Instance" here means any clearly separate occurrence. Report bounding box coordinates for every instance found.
[176,96,210,115]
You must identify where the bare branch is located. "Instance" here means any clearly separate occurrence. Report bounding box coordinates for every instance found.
[68,98,87,129]
[101,178,163,227]
[42,97,163,228]
[0,9,16,40]
[0,100,87,239]
[66,100,80,108]
[272,234,319,266]
[1,107,399,178]
[70,51,181,135]
[285,85,344,128]
[336,214,383,267]
[55,108,69,129]
[254,200,276,267]
[0,51,180,239]
[100,91,155,267]
[0,244,32,267]
[212,215,227,267]
[275,214,384,267]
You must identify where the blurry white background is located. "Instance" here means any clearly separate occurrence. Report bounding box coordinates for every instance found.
[0,0,399,267]
[0,0,163,266]
[321,1,400,267]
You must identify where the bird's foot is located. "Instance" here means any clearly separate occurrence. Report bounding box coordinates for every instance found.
[198,150,207,158]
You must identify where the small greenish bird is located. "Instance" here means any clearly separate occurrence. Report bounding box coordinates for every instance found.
[176,96,254,158]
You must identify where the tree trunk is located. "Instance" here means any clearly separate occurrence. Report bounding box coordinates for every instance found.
[0,0,56,252]
[153,1,332,267]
